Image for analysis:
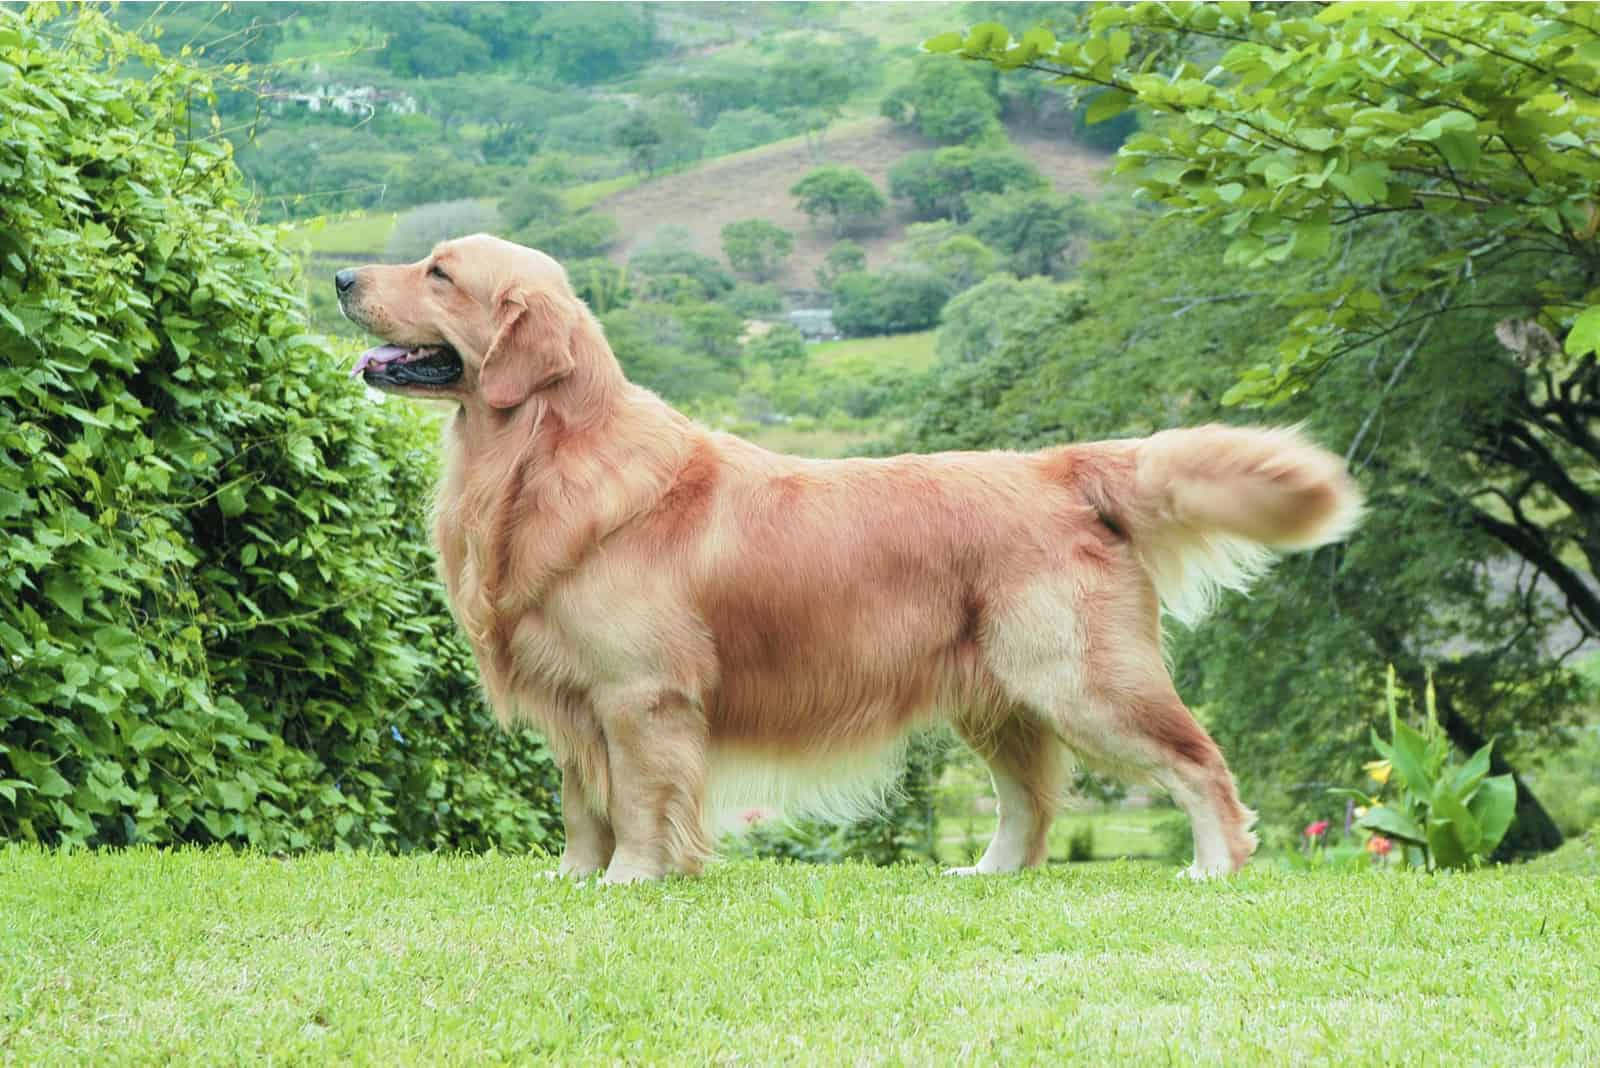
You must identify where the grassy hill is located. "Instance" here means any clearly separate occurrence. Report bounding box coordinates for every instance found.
[6,846,1597,1065]
[594,118,1111,290]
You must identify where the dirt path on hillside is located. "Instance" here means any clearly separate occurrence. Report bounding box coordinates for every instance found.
[596,118,1112,292]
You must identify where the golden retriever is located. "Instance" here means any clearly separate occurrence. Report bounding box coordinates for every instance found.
[336,235,1362,883]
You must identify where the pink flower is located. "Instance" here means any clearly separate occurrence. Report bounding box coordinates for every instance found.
[1366,835,1393,856]
[1304,819,1330,839]
[741,808,769,825]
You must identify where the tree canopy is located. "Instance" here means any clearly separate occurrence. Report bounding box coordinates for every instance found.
[926,1,1600,851]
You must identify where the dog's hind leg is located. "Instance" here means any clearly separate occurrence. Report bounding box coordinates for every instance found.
[947,712,1066,875]
[985,577,1256,878]
[598,688,713,884]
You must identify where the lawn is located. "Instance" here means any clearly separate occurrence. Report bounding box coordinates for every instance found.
[4,848,1597,1065]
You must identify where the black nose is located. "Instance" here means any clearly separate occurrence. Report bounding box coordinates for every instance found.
[335,268,357,295]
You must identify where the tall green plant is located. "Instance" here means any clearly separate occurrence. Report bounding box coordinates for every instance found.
[1339,669,1517,871]
[0,8,558,851]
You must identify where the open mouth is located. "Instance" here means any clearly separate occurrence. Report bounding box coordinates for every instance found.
[349,344,463,389]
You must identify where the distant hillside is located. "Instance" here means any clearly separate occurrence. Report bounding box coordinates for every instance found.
[594,118,1111,291]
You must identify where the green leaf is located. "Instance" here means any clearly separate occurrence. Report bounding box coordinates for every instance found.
[218,483,247,518]
[1449,743,1493,799]
[1356,806,1426,845]
[1468,775,1517,854]
[922,31,965,54]
[1085,89,1134,126]
[1427,818,1470,870]
[1431,788,1482,854]
[1564,306,1600,357]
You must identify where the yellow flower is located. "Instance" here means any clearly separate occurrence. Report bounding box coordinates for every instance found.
[1364,759,1392,785]
[1353,805,1368,818]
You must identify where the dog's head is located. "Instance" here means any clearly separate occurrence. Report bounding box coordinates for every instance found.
[337,234,581,409]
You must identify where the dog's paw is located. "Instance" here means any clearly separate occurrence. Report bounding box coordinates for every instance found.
[942,865,983,877]
[1175,864,1225,882]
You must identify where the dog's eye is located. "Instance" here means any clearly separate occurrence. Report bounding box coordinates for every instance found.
[428,263,451,283]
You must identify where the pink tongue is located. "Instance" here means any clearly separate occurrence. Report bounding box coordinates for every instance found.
[350,345,410,379]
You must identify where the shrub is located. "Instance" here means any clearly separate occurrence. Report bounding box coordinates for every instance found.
[0,8,559,851]
[831,269,951,337]
[386,199,502,262]
[721,220,794,283]
[724,284,784,319]
[887,145,1046,222]
[746,324,807,366]
[705,108,798,157]
[515,212,619,261]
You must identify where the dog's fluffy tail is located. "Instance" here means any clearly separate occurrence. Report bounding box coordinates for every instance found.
[1088,425,1363,626]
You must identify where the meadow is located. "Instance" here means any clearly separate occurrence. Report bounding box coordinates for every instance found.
[4,846,1597,1066]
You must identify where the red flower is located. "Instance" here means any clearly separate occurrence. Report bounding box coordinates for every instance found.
[1366,835,1394,856]
[1304,819,1330,839]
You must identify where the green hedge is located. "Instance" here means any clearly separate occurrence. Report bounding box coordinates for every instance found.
[0,9,559,851]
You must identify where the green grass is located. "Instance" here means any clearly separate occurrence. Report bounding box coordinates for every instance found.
[810,329,940,373]
[4,848,1598,1065]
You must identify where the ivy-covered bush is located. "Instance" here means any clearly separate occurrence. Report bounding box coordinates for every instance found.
[0,8,559,851]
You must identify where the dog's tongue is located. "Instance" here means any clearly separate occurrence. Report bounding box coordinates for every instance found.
[350,345,410,379]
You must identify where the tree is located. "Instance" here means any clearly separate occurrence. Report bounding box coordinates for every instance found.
[943,4,1600,650]
[926,2,1600,852]
[629,227,735,302]
[532,3,658,85]
[967,189,1093,277]
[721,220,795,283]
[791,166,886,237]
[817,240,867,290]
[880,55,1002,144]
[888,144,1047,221]
[615,109,665,177]
[936,273,1070,364]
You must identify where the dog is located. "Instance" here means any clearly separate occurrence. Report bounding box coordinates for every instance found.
[336,234,1362,883]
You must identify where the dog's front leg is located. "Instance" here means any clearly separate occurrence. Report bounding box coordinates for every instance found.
[598,689,712,884]
[555,759,615,878]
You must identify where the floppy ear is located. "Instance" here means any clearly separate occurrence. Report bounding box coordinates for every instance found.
[480,284,577,409]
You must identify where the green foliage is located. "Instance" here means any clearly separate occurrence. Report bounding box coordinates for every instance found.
[1340,670,1518,871]
[601,302,742,402]
[967,188,1096,277]
[566,258,633,316]
[816,240,867,291]
[887,144,1047,221]
[939,2,1600,407]
[0,9,558,851]
[499,181,566,236]
[832,269,951,337]
[746,324,808,367]
[529,3,661,85]
[725,283,785,319]
[385,199,500,263]
[629,228,736,303]
[704,108,802,157]
[880,54,1002,144]
[936,274,1074,364]
[721,219,795,283]
[514,212,619,262]
[790,166,887,237]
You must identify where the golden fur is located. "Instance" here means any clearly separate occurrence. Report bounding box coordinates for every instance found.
[338,235,1363,883]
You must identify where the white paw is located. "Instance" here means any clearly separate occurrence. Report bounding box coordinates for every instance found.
[1175,864,1224,881]
[943,865,983,877]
